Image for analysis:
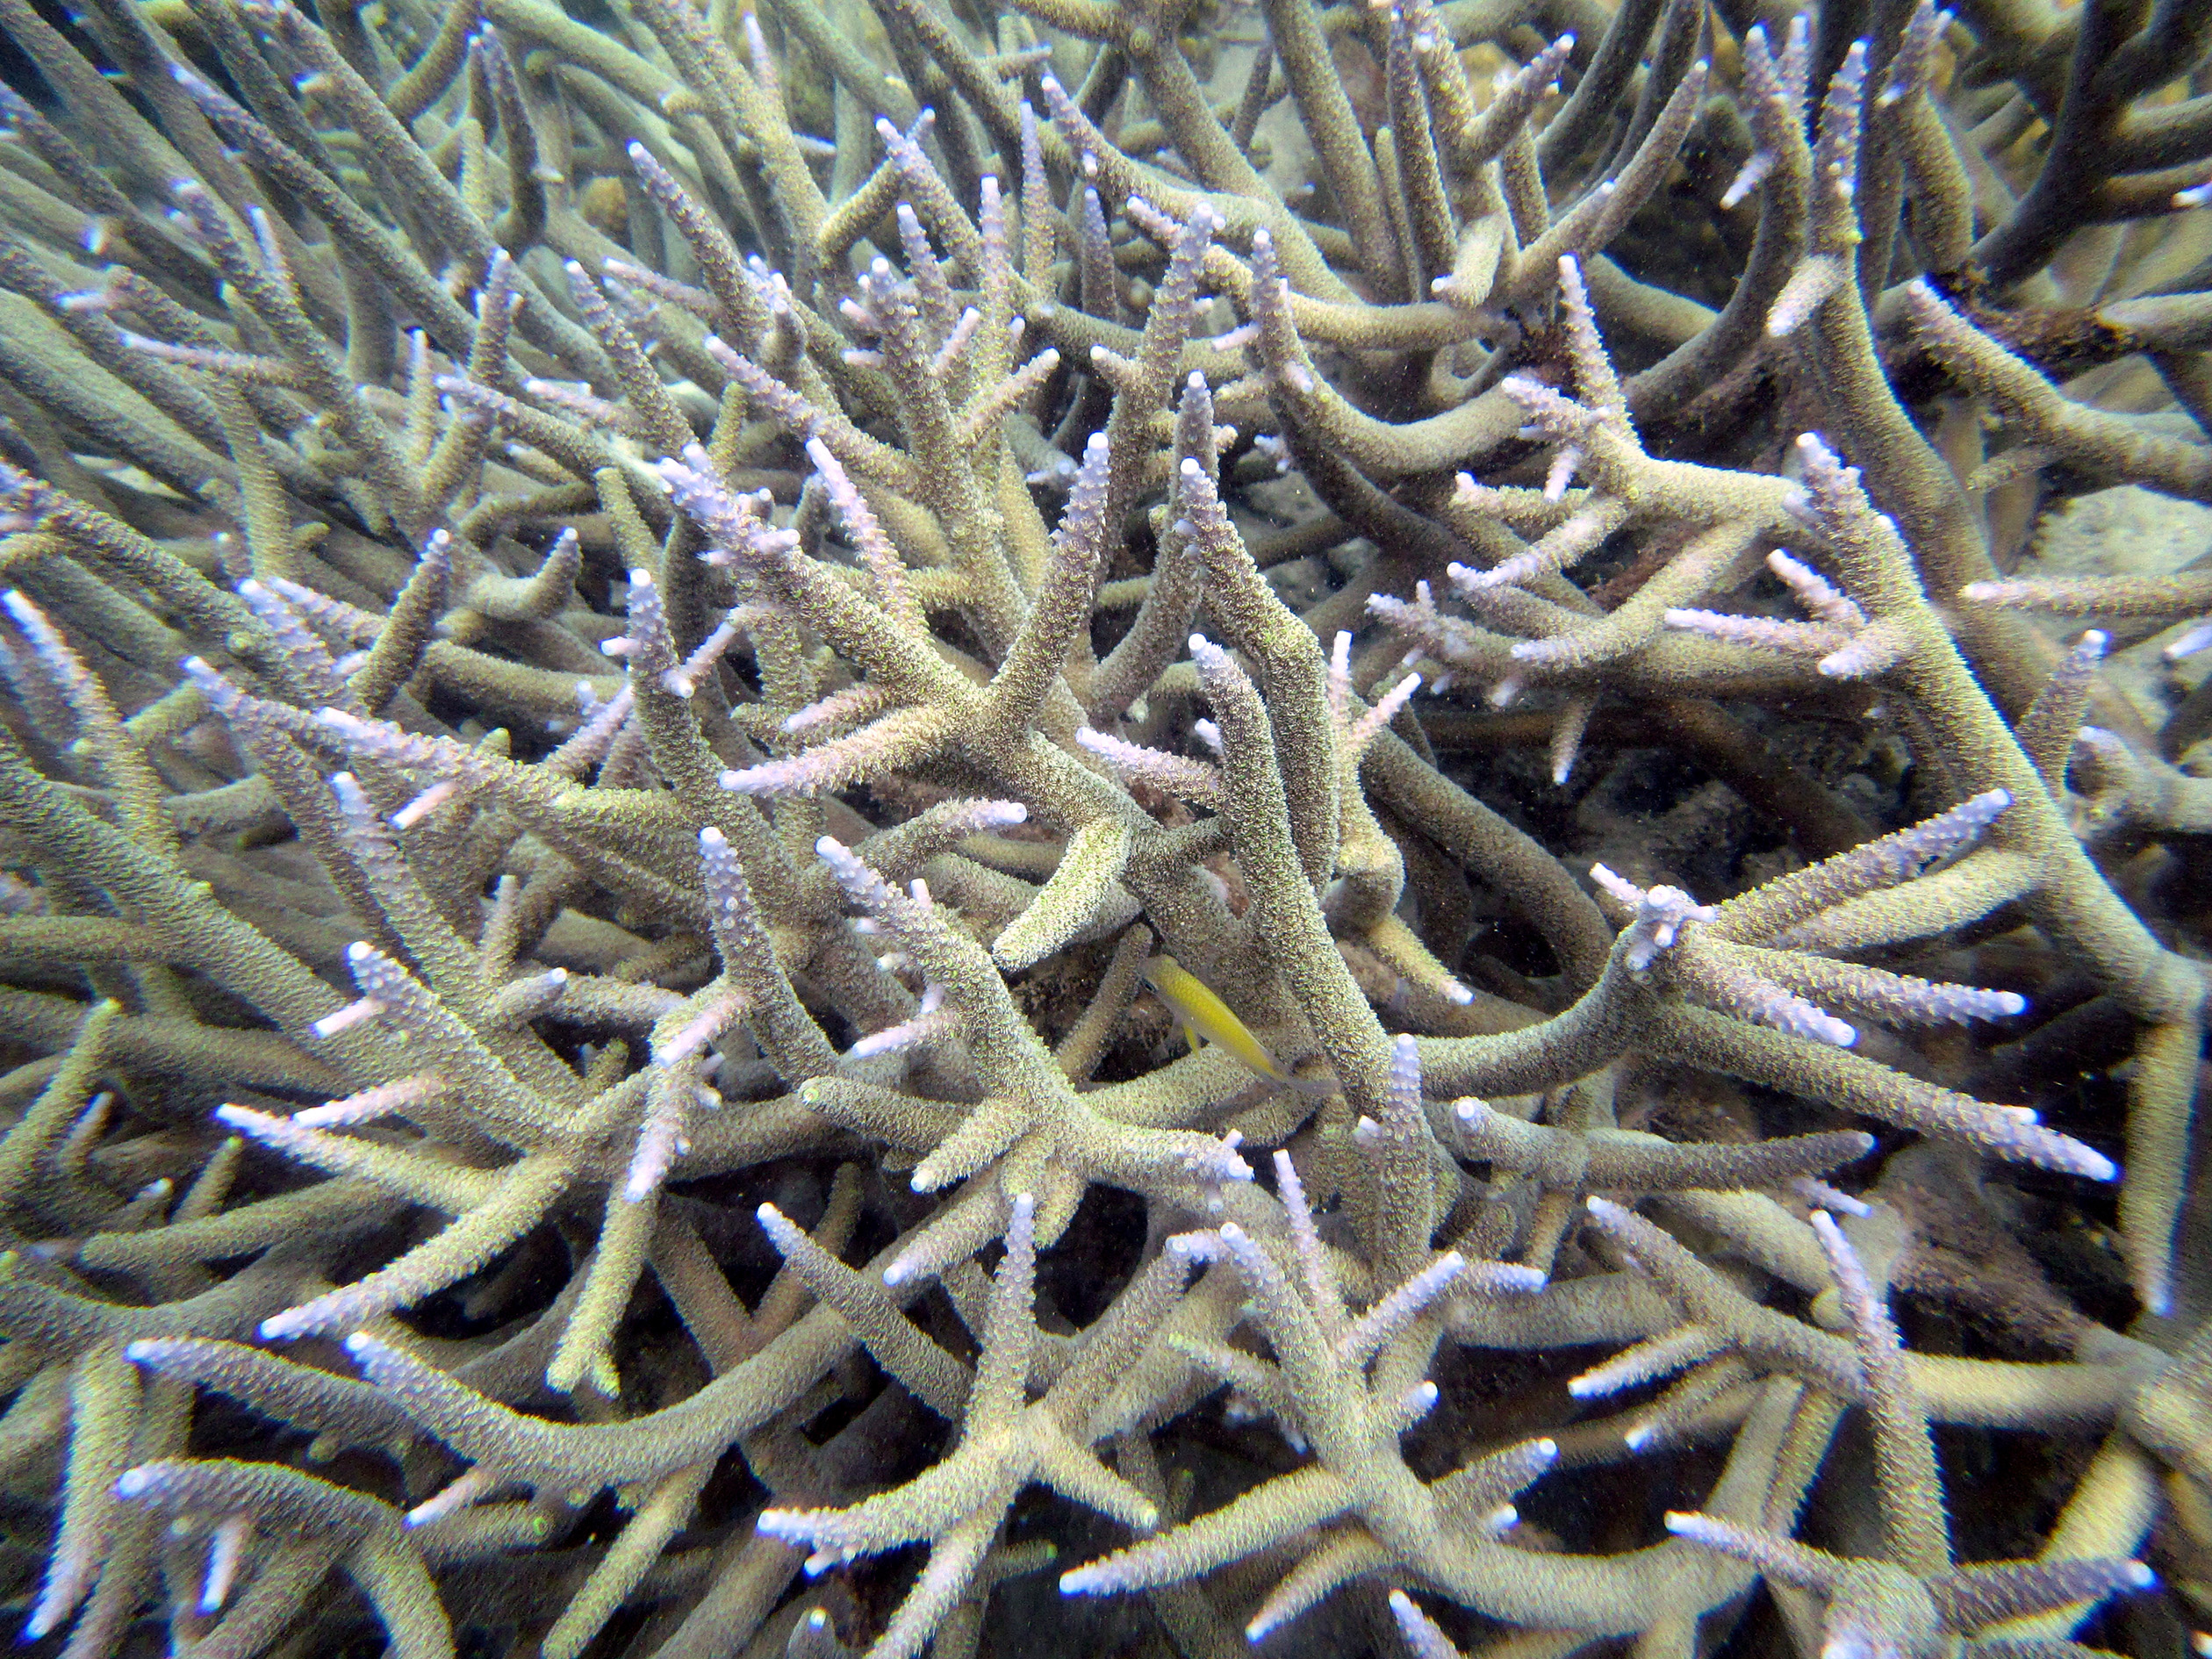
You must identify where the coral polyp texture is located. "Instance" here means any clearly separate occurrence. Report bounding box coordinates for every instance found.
[1,0,2210,1652]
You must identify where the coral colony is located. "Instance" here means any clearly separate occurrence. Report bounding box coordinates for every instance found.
[1,0,2211,1651]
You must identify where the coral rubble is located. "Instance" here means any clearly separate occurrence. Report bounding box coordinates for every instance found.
[0,0,2208,1652]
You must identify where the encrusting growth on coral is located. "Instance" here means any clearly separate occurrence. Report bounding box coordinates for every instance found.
[0,0,2207,1652]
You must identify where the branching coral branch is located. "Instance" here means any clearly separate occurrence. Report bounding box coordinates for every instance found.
[0,0,2203,1653]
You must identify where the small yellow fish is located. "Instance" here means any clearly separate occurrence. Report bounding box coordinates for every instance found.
[1139,955,1337,1095]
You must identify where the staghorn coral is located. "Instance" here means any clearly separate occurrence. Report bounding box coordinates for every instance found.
[0,0,2207,1652]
